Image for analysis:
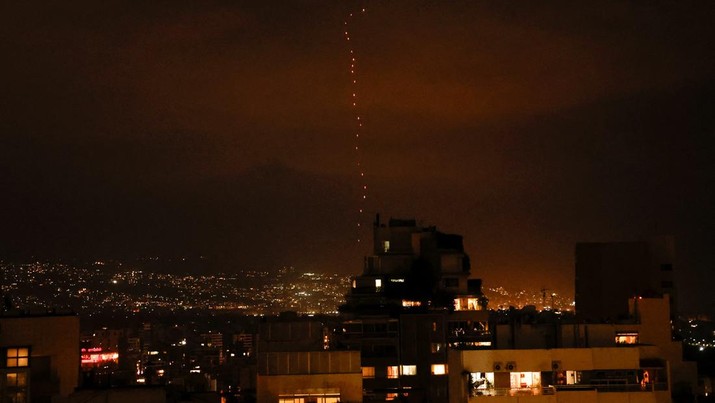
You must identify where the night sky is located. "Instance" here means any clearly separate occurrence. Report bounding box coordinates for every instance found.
[1,1,714,313]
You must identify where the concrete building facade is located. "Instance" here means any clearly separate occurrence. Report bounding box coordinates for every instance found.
[454,295,696,402]
[256,318,362,403]
[0,312,80,403]
[449,347,670,403]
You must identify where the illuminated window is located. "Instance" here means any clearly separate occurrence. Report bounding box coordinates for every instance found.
[386,393,398,401]
[362,366,375,378]
[431,343,443,353]
[387,365,399,379]
[510,372,541,389]
[454,297,481,311]
[431,364,447,375]
[5,372,28,403]
[383,241,390,252]
[470,372,495,392]
[566,371,581,385]
[375,279,382,290]
[401,365,417,375]
[615,332,639,344]
[279,394,340,403]
[6,347,29,367]
[401,300,422,307]
[6,372,27,388]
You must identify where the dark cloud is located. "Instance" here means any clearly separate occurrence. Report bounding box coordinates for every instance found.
[1,1,714,313]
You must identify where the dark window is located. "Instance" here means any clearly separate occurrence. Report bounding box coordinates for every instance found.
[444,278,459,288]
[661,281,674,288]
[660,264,673,271]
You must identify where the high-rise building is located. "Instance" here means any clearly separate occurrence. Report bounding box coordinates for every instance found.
[344,215,485,314]
[340,215,489,402]
[575,237,677,321]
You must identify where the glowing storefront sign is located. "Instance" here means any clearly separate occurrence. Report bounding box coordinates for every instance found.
[81,347,119,366]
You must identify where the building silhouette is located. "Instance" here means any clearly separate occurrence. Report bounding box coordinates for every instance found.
[255,216,698,402]
[575,237,677,321]
[339,215,489,402]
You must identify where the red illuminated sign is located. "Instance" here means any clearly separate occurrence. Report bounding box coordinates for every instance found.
[81,348,119,366]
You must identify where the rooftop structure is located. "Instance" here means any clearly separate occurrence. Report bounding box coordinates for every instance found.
[450,295,697,402]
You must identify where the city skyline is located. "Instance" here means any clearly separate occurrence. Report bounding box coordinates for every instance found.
[0,260,576,317]
[1,1,714,314]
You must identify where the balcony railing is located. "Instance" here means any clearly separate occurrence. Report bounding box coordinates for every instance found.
[471,387,554,397]
[558,382,669,392]
[470,383,668,397]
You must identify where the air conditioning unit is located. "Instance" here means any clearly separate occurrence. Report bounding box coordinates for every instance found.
[493,362,503,372]
[552,360,562,371]
[506,361,517,371]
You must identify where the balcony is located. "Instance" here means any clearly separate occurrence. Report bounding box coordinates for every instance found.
[471,387,555,397]
[468,383,668,399]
